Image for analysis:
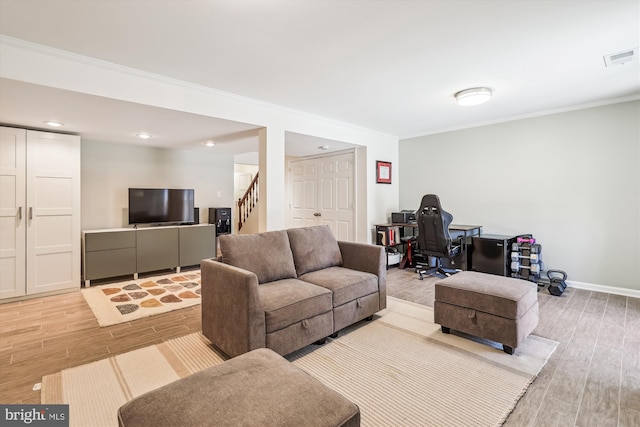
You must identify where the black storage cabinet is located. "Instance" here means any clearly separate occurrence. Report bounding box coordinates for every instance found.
[470,234,516,276]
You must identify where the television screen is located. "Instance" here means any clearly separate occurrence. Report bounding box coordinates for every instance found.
[128,188,195,225]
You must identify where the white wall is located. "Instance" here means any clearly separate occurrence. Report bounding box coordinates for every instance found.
[1,37,398,243]
[400,101,640,292]
[81,140,235,230]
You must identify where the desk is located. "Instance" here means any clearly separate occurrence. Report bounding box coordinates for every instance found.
[448,225,483,270]
[374,223,482,270]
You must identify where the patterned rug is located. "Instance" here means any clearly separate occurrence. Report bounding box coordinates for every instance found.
[81,270,201,326]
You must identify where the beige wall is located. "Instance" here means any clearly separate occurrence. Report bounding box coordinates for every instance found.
[81,140,235,230]
[399,101,640,293]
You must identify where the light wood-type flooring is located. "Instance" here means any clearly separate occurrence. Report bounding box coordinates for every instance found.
[1,267,639,426]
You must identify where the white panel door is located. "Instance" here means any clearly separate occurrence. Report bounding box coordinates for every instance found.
[0,127,26,298]
[289,151,355,241]
[289,160,319,228]
[26,130,81,295]
[318,153,354,241]
[234,172,254,202]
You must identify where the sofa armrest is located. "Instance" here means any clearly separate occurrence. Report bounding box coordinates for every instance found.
[338,241,387,309]
[201,259,266,357]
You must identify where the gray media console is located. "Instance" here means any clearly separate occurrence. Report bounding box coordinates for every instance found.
[82,224,216,286]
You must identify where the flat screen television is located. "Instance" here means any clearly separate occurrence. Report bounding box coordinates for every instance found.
[128,188,195,225]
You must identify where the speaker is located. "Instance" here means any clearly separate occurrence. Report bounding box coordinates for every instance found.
[209,207,232,235]
[193,207,200,224]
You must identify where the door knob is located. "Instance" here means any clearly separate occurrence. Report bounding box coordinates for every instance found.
[313,212,321,217]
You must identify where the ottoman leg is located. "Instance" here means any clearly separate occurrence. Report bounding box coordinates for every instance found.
[503,345,514,355]
[441,326,450,334]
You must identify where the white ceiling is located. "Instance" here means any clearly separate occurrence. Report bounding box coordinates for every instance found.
[0,1,638,155]
[0,78,262,152]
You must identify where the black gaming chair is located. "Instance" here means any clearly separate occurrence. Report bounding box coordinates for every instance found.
[415,194,462,279]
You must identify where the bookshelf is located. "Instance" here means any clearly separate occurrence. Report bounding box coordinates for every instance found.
[375,223,415,268]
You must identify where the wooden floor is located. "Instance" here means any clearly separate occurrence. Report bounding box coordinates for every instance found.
[1,268,639,426]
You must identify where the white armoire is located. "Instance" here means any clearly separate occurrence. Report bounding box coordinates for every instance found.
[0,126,81,299]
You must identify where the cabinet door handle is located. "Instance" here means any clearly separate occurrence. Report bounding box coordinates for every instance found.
[17,207,22,220]
[29,207,33,220]
[313,212,321,217]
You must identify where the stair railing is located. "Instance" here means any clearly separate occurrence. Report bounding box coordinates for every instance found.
[237,172,259,231]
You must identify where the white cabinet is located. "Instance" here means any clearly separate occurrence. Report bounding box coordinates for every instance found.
[0,127,26,298]
[0,127,81,299]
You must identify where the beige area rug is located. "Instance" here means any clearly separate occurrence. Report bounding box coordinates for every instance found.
[42,297,557,427]
[81,270,201,326]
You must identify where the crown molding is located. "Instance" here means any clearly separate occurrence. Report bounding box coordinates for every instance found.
[0,35,397,141]
[401,95,640,140]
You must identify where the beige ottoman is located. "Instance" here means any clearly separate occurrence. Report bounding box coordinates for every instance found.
[118,348,360,427]
[434,271,539,354]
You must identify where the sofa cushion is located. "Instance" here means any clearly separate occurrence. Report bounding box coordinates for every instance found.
[259,279,333,333]
[300,267,379,307]
[219,230,297,284]
[287,225,343,276]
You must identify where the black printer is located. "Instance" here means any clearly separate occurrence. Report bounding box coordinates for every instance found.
[391,210,416,224]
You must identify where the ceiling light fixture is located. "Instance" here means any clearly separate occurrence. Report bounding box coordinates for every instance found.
[137,133,151,139]
[318,145,329,150]
[44,121,64,127]
[455,87,492,106]
[203,141,216,147]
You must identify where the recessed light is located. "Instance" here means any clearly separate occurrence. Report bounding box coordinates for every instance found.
[44,121,64,127]
[455,87,492,106]
[203,141,216,147]
[318,145,329,150]
[137,133,151,139]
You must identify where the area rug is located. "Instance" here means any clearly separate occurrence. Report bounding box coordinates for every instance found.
[42,297,557,427]
[81,270,201,326]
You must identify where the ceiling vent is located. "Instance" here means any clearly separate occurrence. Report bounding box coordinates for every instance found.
[603,47,638,67]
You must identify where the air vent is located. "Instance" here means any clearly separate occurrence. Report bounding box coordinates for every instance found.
[604,47,638,67]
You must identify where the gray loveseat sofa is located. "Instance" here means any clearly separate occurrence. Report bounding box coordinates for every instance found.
[201,225,386,358]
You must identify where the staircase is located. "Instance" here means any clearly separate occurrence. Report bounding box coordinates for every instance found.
[237,171,258,231]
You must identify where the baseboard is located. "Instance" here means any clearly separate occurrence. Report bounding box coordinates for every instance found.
[0,286,78,304]
[567,280,640,299]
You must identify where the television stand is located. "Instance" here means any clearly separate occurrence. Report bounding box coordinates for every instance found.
[82,224,216,286]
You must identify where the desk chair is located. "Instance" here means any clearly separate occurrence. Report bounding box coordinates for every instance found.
[415,194,462,279]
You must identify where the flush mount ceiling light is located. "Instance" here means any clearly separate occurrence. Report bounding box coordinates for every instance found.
[44,121,64,127]
[203,141,216,147]
[136,133,151,139]
[318,145,329,150]
[455,87,492,106]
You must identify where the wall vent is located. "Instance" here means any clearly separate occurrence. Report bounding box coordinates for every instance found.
[604,47,638,67]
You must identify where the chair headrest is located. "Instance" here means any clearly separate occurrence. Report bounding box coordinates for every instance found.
[418,194,443,215]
